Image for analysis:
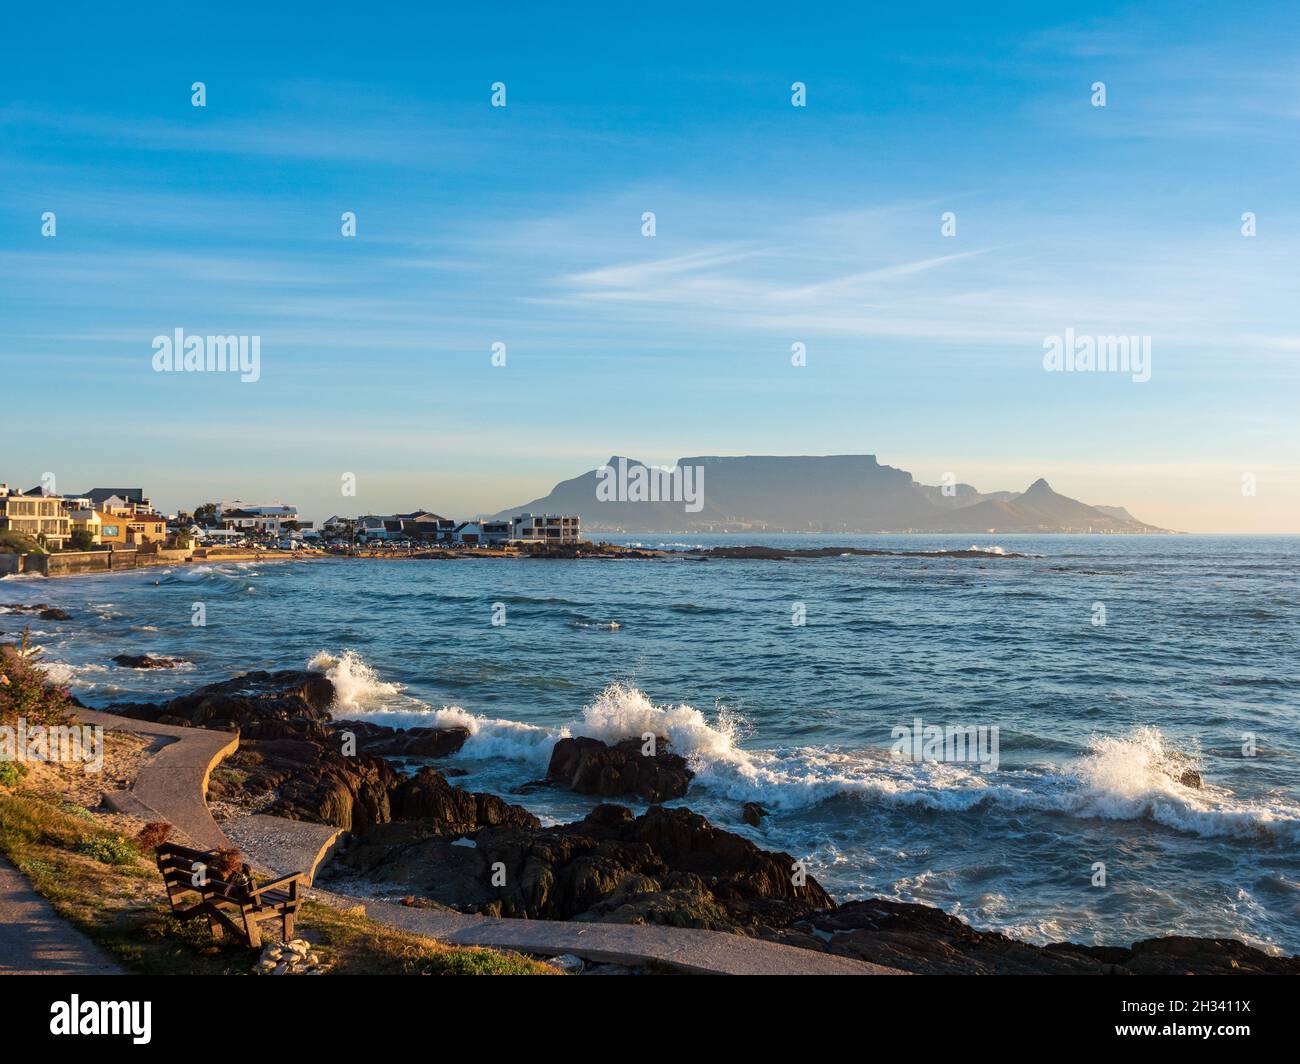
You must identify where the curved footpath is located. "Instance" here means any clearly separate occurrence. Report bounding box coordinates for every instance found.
[76,709,902,975]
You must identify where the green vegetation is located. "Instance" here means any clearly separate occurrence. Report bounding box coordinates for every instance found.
[76,834,140,865]
[0,762,28,788]
[67,528,97,551]
[0,529,44,555]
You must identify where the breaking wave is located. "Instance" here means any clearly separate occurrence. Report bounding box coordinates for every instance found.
[301,651,1300,843]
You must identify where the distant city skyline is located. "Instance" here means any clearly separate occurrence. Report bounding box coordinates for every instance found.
[2,3,1297,533]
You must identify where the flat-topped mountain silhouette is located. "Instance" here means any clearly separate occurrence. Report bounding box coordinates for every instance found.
[495,455,1168,534]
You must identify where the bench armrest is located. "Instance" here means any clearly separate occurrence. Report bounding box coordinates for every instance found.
[246,872,305,899]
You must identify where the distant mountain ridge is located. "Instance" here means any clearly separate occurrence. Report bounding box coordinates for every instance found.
[494,454,1170,534]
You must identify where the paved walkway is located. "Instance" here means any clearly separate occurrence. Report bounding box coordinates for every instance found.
[313,889,897,974]
[223,814,342,883]
[79,708,902,975]
[0,855,124,975]
[77,708,238,851]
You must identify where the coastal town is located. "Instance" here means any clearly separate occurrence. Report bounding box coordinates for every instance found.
[0,481,586,575]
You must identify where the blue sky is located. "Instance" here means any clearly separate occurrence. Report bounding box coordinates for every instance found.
[2,2,1297,531]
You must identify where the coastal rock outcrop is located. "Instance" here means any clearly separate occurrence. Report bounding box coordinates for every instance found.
[211,736,400,832]
[336,719,471,759]
[762,900,1300,975]
[325,803,830,930]
[106,669,336,733]
[547,736,693,802]
[391,766,540,832]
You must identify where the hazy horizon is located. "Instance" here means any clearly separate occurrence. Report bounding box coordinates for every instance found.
[3,3,1297,533]
[1,451,1295,534]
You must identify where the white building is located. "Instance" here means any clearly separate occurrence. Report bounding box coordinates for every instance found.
[452,520,511,546]
[217,501,308,536]
[508,514,582,545]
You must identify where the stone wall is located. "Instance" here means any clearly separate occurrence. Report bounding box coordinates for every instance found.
[37,550,138,576]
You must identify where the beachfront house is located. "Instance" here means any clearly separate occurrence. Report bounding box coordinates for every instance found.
[452,519,511,546]
[68,507,103,545]
[394,511,455,542]
[197,528,247,546]
[218,501,309,538]
[97,509,167,547]
[68,487,156,516]
[352,511,454,542]
[0,484,72,549]
[508,513,582,545]
[355,515,390,540]
[321,515,355,537]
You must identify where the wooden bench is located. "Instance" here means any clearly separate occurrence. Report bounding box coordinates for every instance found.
[156,842,306,949]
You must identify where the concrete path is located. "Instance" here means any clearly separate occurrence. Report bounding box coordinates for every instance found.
[318,890,899,975]
[0,855,124,975]
[76,708,238,851]
[223,814,342,884]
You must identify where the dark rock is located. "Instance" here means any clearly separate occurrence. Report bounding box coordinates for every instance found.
[741,802,769,826]
[1175,767,1203,789]
[547,735,693,802]
[210,737,400,832]
[761,899,1300,975]
[2,603,71,621]
[335,719,470,758]
[391,766,539,832]
[111,654,184,669]
[106,669,335,735]
[324,803,829,932]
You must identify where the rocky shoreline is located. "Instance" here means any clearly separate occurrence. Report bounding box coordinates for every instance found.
[92,668,1299,975]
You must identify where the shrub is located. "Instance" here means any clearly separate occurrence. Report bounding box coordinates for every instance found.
[134,821,172,852]
[0,630,73,727]
[76,834,139,866]
[67,529,97,552]
[59,802,94,822]
[0,762,28,788]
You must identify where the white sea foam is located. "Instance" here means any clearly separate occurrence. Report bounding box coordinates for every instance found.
[299,652,1300,843]
[307,649,402,712]
[42,660,110,688]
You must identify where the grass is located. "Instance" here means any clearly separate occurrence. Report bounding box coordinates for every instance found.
[0,792,559,976]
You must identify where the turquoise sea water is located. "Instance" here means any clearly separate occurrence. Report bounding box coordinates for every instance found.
[5,533,1298,952]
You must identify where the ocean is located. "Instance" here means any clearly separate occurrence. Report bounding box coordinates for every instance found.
[4,533,1298,953]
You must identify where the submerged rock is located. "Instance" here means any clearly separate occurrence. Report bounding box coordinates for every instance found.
[111,653,184,669]
[2,603,71,621]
